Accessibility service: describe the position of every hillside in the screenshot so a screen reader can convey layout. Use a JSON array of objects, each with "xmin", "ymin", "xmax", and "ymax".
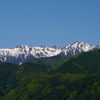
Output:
[
  {"xmin": 0, "ymin": 49, "xmax": 100, "ymax": 100},
  {"xmin": 55, "ymin": 49, "xmax": 100, "ymax": 75},
  {"xmin": 28, "ymin": 55, "xmax": 72, "ymax": 67}
]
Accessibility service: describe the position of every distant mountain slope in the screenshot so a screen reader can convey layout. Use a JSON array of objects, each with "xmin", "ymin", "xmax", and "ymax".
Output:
[
  {"xmin": 28, "ymin": 55, "xmax": 73, "ymax": 67},
  {"xmin": 0, "ymin": 41, "xmax": 100, "ymax": 64}
]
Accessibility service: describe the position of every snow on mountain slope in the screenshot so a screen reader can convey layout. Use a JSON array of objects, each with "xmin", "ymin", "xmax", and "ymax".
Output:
[
  {"xmin": 0, "ymin": 45, "xmax": 61, "ymax": 64},
  {"xmin": 60, "ymin": 41, "xmax": 100, "ymax": 55},
  {"xmin": 0, "ymin": 41, "xmax": 100, "ymax": 64}
]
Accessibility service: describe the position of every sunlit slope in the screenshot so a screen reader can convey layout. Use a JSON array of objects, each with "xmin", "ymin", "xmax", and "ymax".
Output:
[{"xmin": 54, "ymin": 49, "xmax": 100, "ymax": 75}]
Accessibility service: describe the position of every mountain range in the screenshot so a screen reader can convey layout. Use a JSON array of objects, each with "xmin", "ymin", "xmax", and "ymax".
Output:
[
  {"xmin": 0, "ymin": 47, "xmax": 100, "ymax": 100},
  {"xmin": 0, "ymin": 41, "xmax": 100, "ymax": 64}
]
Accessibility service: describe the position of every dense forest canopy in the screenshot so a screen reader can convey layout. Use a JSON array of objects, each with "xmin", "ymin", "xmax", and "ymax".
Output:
[{"xmin": 0, "ymin": 49, "xmax": 100, "ymax": 100}]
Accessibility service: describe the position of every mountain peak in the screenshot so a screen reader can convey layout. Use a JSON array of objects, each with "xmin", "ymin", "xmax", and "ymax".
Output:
[
  {"xmin": 51, "ymin": 45, "xmax": 61, "ymax": 49},
  {"xmin": 73, "ymin": 41, "xmax": 87, "ymax": 45},
  {"xmin": 59, "ymin": 41, "xmax": 100, "ymax": 56},
  {"xmin": 0, "ymin": 41, "xmax": 100, "ymax": 64},
  {"xmin": 70, "ymin": 41, "xmax": 92, "ymax": 48},
  {"xmin": 15, "ymin": 45, "xmax": 32, "ymax": 49}
]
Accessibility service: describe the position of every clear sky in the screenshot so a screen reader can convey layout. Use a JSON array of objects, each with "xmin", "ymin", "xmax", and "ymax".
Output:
[{"xmin": 0, "ymin": 0, "xmax": 100, "ymax": 48}]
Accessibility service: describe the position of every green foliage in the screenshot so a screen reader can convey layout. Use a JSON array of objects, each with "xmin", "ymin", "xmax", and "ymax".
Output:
[
  {"xmin": 28, "ymin": 55, "xmax": 73, "ymax": 67},
  {"xmin": 1, "ymin": 49, "xmax": 100, "ymax": 100},
  {"xmin": 54, "ymin": 49, "xmax": 100, "ymax": 75},
  {"xmin": 68, "ymin": 91, "xmax": 77, "ymax": 100}
]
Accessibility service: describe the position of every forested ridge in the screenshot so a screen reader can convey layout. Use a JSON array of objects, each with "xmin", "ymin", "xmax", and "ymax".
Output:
[{"xmin": 0, "ymin": 49, "xmax": 100, "ymax": 100}]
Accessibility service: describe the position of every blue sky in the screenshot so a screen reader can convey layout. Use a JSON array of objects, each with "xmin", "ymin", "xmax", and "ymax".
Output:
[{"xmin": 0, "ymin": 0, "xmax": 100, "ymax": 48}]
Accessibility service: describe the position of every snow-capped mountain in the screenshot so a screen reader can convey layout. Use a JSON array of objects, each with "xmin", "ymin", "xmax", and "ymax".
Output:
[
  {"xmin": 0, "ymin": 41, "xmax": 100, "ymax": 64},
  {"xmin": 60, "ymin": 41, "xmax": 100, "ymax": 55},
  {"xmin": 0, "ymin": 45, "xmax": 61, "ymax": 64}
]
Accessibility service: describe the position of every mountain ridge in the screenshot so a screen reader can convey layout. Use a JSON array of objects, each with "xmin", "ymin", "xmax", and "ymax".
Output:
[
  {"xmin": 1, "ymin": 48, "xmax": 100, "ymax": 100},
  {"xmin": 0, "ymin": 41, "xmax": 100, "ymax": 64}
]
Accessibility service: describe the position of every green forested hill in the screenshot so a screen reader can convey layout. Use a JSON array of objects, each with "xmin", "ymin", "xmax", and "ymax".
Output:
[
  {"xmin": 55, "ymin": 49, "xmax": 100, "ymax": 75},
  {"xmin": 28, "ymin": 55, "xmax": 72, "ymax": 67},
  {"xmin": 0, "ymin": 49, "xmax": 100, "ymax": 100}
]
